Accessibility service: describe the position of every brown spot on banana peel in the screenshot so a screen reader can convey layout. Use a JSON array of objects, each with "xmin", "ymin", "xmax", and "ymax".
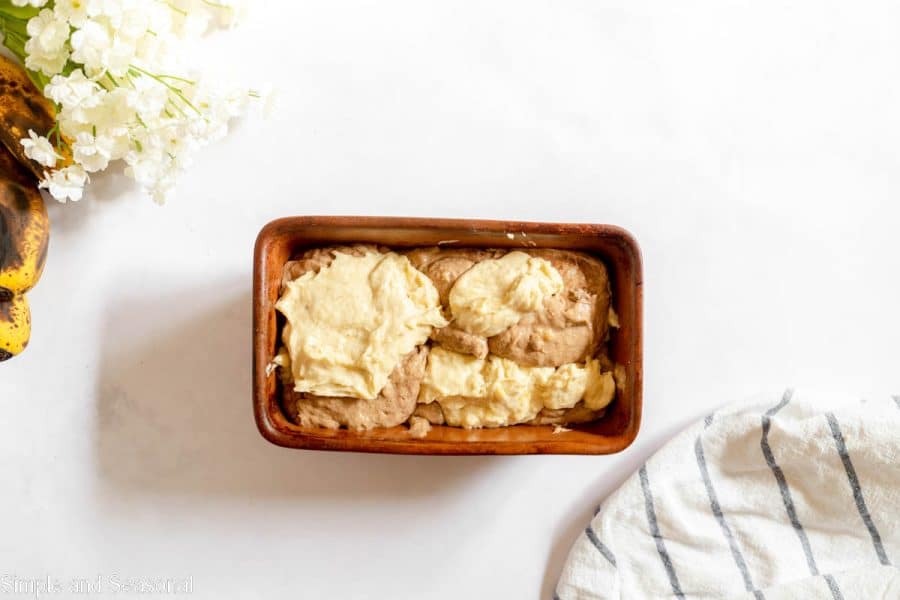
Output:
[
  {"xmin": 0, "ymin": 186, "xmax": 27, "ymax": 277},
  {"xmin": 0, "ymin": 142, "xmax": 35, "ymax": 188},
  {"xmin": 34, "ymin": 228, "xmax": 48, "ymax": 276},
  {"xmin": 0, "ymin": 201, "xmax": 20, "ymax": 286},
  {"xmin": 0, "ymin": 296, "xmax": 11, "ymax": 321}
]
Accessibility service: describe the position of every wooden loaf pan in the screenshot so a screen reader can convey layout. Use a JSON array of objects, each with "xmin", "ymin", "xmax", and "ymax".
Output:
[{"xmin": 253, "ymin": 216, "xmax": 642, "ymax": 455}]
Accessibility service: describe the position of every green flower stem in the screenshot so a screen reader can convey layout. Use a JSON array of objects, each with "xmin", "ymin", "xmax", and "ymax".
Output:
[
  {"xmin": 0, "ymin": 15, "xmax": 28, "ymax": 62},
  {"xmin": 128, "ymin": 64, "xmax": 202, "ymax": 116},
  {"xmin": 163, "ymin": 2, "xmax": 187, "ymax": 17},
  {"xmin": 167, "ymin": 98, "xmax": 189, "ymax": 118},
  {"xmin": 0, "ymin": 1, "xmax": 40, "ymax": 22},
  {"xmin": 201, "ymin": 0, "xmax": 233, "ymax": 10},
  {"xmin": 3, "ymin": 29, "xmax": 25, "ymax": 55},
  {"xmin": 155, "ymin": 73, "xmax": 196, "ymax": 85},
  {"xmin": 104, "ymin": 72, "xmax": 122, "ymax": 91}
]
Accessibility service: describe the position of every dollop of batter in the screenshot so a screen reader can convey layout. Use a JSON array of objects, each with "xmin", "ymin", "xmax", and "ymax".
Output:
[
  {"xmin": 418, "ymin": 347, "xmax": 615, "ymax": 428},
  {"xmin": 275, "ymin": 249, "xmax": 447, "ymax": 400},
  {"xmin": 448, "ymin": 251, "xmax": 564, "ymax": 337}
]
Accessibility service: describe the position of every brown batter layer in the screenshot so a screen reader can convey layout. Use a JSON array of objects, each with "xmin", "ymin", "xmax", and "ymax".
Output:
[
  {"xmin": 283, "ymin": 346, "xmax": 429, "ymax": 430},
  {"xmin": 489, "ymin": 249, "xmax": 611, "ymax": 367},
  {"xmin": 281, "ymin": 244, "xmax": 384, "ymax": 289},
  {"xmin": 407, "ymin": 247, "xmax": 611, "ymax": 368}
]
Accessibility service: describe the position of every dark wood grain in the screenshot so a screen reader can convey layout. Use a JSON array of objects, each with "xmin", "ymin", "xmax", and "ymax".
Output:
[{"xmin": 253, "ymin": 217, "xmax": 643, "ymax": 455}]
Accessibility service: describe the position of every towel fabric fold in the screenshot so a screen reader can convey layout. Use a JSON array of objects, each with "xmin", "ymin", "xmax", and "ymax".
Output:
[{"xmin": 555, "ymin": 390, "xmax": 900, "ymax": 599}]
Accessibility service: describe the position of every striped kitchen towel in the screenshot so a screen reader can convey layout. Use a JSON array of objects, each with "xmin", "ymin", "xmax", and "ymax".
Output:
[{"xmin": 555, "ymin": 390, "xmax": 900, "ymax": 599}]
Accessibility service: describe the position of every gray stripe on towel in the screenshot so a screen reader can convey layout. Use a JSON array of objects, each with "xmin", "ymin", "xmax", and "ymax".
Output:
[
  {"xmin": 585, "ymin": 526, "xmax": 617, "ymax": 567},
  {"xmin": 824, "ymin": 574, "xmax": 845, "ymax": 600},
  {"xmin": 893, "ymin": 395, "xmax": 900, "ymax": 410},
  {"xmin": 639, "ymin": 464, "xmax": 685, "ymax": 599},
  {"xmin": 695, "ymin": 435, "xmax": 763, "ymax": 599},
  {"xmin": 825, "ymin": 412, "xmax": 891, "ymax": 566},
  {"xmin": 760, "ymin": 389, "xmax": 820, "ymax": 576}
]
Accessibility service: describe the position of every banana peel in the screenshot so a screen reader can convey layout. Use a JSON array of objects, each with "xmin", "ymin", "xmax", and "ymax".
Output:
[
  {"xmin": 0, "ymin": 153, "xmax": 48, "ymax": 298},
  {"xmin": 0, "ymin": 55, "xmax": 58, "ymax": 362},
  {"xmin": 0, "ymin": 293, "xmax": 29, "ymax": 361},
  {"xmin": 0, "ymin": 52, "xmax": 71, "ymax": 178},
  {"xmin": 0, "ymin": 144, "xmax": 47, "ymax": 362}
]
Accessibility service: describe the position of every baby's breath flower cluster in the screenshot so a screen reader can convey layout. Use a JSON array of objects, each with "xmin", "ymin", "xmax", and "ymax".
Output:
[{"xmin": 0, "ymin": 0, "xmax": 258, "ymax": 203}]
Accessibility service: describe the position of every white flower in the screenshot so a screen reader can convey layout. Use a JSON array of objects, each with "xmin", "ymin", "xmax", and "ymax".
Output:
[
  {"xmin": 144, "ymin": 3, "xmax": 173, "ymax": 35},
  {"xmin": 26, "ymin": 9, "xmax": 70, "ymax": 53},
  {"xmin": 54, "ymin": 0, "xmax": 90, "ymax": 28},
  {"xmin": 12, "ymin": 0, "xmax": 49, "ymax": 7},
  {"xmin": 57, "ymin": 87, "xmax": 105, "ymax": 130},
  {"xmin": 123, "ymin": 153, "xmax": 161, "ymax": 187},
  {"xmin": 171, "ymin": 10, "xmax": 209, "ymax": 38},
  {"xmin": 51, "ymin": 73, "xmax": 105, "ymax": 131},
  {"xmin": 105, "ymin": 38, "xmax": 136, "ymax": 76},
  {"xmin": 72, "ymin": 131, "xmax": 114, "ymax": 172},
  {"xmin": 148, "ymin": 171, "xmax": 176, "ymax": 204},
  {"xmin": 159, "ymin": 122, "xmax": 198, "ymax": 165},
  {"xmin": 212, "ymin": 0, "xmax": 247, "ymax": 28},
  {"xmin": 133, "ymin": 31, "xmax": 169, "ymax": 66},
  {"xmin": 116, "ymin": 6, "xmax": 150, "ymax": 40},
  {"xmin": 124, "ymin": 129, "xmax": 164, "ymax": 179},
  {"xmin": 23, "ymin": 11, "xmax": 71, "ymax": 77},
  {"xmin": 39, "ymin": 165, "xmax": 89, "ymax": 202},
  {"xmin": 44, "ymin": 69, "xmax": 101, "ymax": 106},
  {"xmin": 20, "ymin": 130, "xmax": 60, "ymax": 168},
  {"xmin": 24, "ymin": 43, "xmax": 70, "ymax": 76},
  {"xmin": 68, "ymin": 15, "xmax": 138, "ymax": 76},
  {"xmin": 124, "ymin": 145, "xmax": 178, "ymax": 204},
  {"xmin": 85, "ymin": 0, "xmax": 123, "ymax": 20},
  {"xmin": 69, "ymin": 18, "xmax": 111, "ymax": 76},
  {"xmin": 127, "ymin": 75, "xmax": 167, "ymax": 118},
  {"xmin": 91, "ymin": 87, "xmax": 136, "ymax": 129}
]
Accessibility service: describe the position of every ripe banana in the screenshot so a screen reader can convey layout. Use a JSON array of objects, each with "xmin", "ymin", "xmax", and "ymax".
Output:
[
  {"xmin": 0, "ymin": 167, "xmax": 45, "ymax": 361},
  {"xmin": 0, "ymin": 294, "xmax": 30, "ymax": 361},
  {"xmin": 0, "ymin": 53, "xmax": 56, "ymax": 362},
  {"xmin": 0, "ymin": 52, "xmax": 59, "ymax": 362},
  {"xmin": 0, "ymin": 52, "xmax": 70, "ymax": 179}
]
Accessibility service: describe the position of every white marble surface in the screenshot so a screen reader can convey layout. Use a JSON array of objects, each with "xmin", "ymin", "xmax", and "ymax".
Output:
[{"xmin": 3, "ymin": 1, "xmax": 900, "ymax": 598}]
